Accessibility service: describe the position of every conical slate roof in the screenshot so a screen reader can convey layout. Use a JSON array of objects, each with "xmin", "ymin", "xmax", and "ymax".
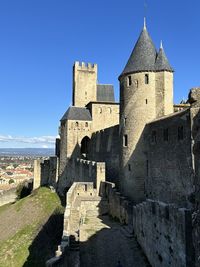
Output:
[
  {"xmin": 120, "ymin": 26, "xmax": 157, "ymax": 77},
  {"xmin": 119, "ymin": 24, "xmax": 173, "ymax": 78},
  {"xmin": 155, "ymin": 45, "xmax": 173, "ymax": 72}
]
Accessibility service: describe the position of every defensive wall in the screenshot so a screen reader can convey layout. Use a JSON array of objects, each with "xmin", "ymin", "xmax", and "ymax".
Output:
[
  {"xmin": 145, "ymin": 108, "xmax": 194, "ymax": 207},
  {"xmin": 100, "ymin": 181, "xmax": 194, "ymax": 267},
  {"xmin": 33, "ymin": 157, "xmax": 58, "ymax": 190},
  {"xmin": 133, "ymin": 200, "xmax": 193, "ymax": 267},
  {"xmin": 0, "ymin": 187, "xmax": 17, "ymax": 206},
  {"xmin": 57, "ymin": 157, "xmax": 105, "ymax": 195},
  {"xmin": 46, "ymin": 182, "xmax": 108, "ymax": 267},
  {"xmin": 88, "ymin": 125, "xmax": 120, "ymax": 186}
]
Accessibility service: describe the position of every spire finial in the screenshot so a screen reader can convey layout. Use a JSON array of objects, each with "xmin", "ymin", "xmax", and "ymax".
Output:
[
  {"xmin": 160, "ymin": 40, "xmax": 163, "ymax": 49},
  {"xmin": 143, "ymin": 17, "xmax": 146, "ymax": 29}
]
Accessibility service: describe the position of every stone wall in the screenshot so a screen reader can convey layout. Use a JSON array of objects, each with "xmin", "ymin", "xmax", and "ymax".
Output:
[
  {"xmin": 146, "ymin": 109, "xmax": 194, "ymax": 207},
  {"xmin": 33, "ymin": 157, "xmax": 58, "ymax": 190},
  {"xmin": 88, "ymin": 125, "xmax": 120, "ymax": 185},
  {"xmin": 100, "ymin": 181, "xmax": 133, "ymax": 225},
  {"xmin": 133, "ymin": 200, "xmax": 194, "ymax": 267},
  {"xmin": 86, "ymin": 102, "xmax": 119, "ymax": 132},
  {"xmin": 47, "ymin": 182, "xmax": 105, "ymax": 267},
  {"xmin": 58, "ymin": 158, "xmax": 105, "ymax": 195},
  {"xmin": 0, "ymin": 187, "xmax": 17, "ymax": 206}
]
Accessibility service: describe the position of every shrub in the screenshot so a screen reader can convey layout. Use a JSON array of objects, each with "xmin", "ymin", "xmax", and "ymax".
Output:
[{"xmin": 16, "ymin": 181, "xmax": 32, "ymax": 199}]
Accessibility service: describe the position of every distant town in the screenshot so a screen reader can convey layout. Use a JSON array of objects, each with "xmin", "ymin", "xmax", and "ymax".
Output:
[{"xmin": 0, "ymin": 148, "xmax": 54, "ymax": 192}]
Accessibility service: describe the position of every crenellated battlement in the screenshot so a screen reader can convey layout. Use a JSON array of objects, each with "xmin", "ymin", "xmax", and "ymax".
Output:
[{"xmin": 74, "ymin": 61, "xmax": 97, "ymax": 71}]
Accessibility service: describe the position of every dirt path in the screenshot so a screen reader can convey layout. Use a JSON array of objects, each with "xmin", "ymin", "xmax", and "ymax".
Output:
[{"xmin": 79, "ymin": 215, "xmax": 150, "ymax": 267}]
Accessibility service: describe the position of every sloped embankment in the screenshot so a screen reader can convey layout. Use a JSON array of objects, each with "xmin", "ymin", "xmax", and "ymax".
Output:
[{"xmin": 0, "ymin": 187, "xmax": 64, "ymax": 267}]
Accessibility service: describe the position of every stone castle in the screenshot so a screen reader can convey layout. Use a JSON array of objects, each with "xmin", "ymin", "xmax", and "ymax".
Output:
[{"xmin": 34, "ymin": 21, "xmax": 200, "ymax": 267}]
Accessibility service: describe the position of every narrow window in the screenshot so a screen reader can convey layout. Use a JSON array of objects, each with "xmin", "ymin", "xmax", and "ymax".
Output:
[
  {"xmin": 75, "ymin": 121, "xmax": 79, "ymax": 127},
  {"xmin": 145, "ymin": 99, "xmax": 148, "ymax": 104},
  {"xmin": 178, "ymin": 126, "xmax": 184, "ymax": 140},
  {"xmin": 145, "ymin": 74, "xmax": 149, "ymax": 84},
  {"xmin": 128, "ymin": 76, "xmax": 132, "ymax": 86},
  {"xmin": 84, "ymin": 184, "xmax": 87, "ymax": 192},
  {"xmin": 85, "ymin": 122, "xmax": 88, "ymax": 127},
  {"xmin": 99, "ymin": 107, "xmax": 102, "ymax": 113},
  {"xmin": 163, "ymin": 128, "xmax": 169, "ymax": 141},
  {"xmin": 85, "ymin": 91, "xmax": 87, "ymax": 99},
  {"xmin": 108, "ymin": 107, "xmax": 112, "ymax": 113},
  {"xmin": 128, "ymin": 164, "xmax": 131, "ymax": 171},
  {"xmin": 123, "ymin": 135, "xmax": 128, "ymax": 147},
  {"xmin": 146, "ymin": 160, "xmax": 149, "ymax": 176},
  {"xmin": 151, "ymin": 130, "xmax": 157, "ymax": 143}
]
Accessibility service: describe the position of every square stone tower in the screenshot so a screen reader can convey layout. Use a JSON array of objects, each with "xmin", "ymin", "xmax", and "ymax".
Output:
[{"xmin": 72, "ymin": 61, "xmax": 97, "ymax": 107}]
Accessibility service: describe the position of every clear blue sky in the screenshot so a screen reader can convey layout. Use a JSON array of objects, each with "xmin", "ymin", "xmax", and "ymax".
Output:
[{"xmin": 0, "ymin": 0, "xmax": 199, "ymax": 148}]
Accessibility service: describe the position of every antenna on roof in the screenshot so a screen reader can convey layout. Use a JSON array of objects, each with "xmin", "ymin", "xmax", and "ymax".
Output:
[
  {"xmin": 143, "ymin": 17, "xmax": 146, "ymax": 29},
  {"xmin": 143, "ymin": 1, "xmax": 147, "ymax": 29},
  {"xmin": 160, "ymin": 40, "xmax": 163, "ymax": 49}
]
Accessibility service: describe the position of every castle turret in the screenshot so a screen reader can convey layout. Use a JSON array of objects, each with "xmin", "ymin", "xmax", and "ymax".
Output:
[
  {"xmin": 155, "ymin": 42, "xmax": 174, "ymax": 116},
  {"xmin": 119, "ymin": 22, "xmax": 174, "ymax": 202}
]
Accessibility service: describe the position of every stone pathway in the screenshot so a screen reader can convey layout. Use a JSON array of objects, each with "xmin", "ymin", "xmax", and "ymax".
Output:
[{"xmin": 79, "ymin": 215, "xmax": 150, "ymax": 267}]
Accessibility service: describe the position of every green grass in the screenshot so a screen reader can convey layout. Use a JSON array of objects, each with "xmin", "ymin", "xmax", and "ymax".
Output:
[{"xmin": 0, "ymin": 187, "xmax": 64, "ymax": 267}]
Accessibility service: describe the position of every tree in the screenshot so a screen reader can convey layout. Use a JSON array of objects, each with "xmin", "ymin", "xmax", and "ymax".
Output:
[{"xmin": 9, "ymin": 179, "xmax": 15, "ymax": 184}]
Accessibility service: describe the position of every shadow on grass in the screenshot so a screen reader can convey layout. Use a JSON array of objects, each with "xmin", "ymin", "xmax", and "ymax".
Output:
[{"xmin": 23, "ymin": 210, "xmax": 64, "ymax": 267}]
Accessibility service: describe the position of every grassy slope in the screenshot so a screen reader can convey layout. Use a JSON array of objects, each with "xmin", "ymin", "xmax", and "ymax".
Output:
[{"xmin": 0, "ymin": 187, "xmax": 64, "ymax": 267}]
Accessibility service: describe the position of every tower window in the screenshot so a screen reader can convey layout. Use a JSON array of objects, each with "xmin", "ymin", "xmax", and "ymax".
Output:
[
  {"xmin": 151, "ymin": 130, "xmax": 157, "ymax": 143},
  {"xmin": 99, "ymin": 107, "xmax": 102, "ymax": 113},
  {"xmin": 123, "ymin": 135, "xmax": 128, "ymax": 147},
  {"xmin": 145, "ymin": 74, "xmax": 149, "ymax": 84},
  {"xmin": 135, "ymin": 79, "xmax": 139, "ymax": 88},
  {"xmin": 178, "ymin": 126, "xmax": 184, "ymax": 140},
  {"xmin": 127, "ymin": 76, "xmax": 132, "ymax": 86},
  {"xmin": 75, "ymin": 122, "xmax": 79, "ymax": 127},
  {"xmin": 145, "ymin": 99, "xmax": 148, "ymax": 104},
  {"xmin": 163, "ymin": 128, "xmax": 169, "ymax": 141},
  {"xmin": 85, "ymin": 122, "xmax": 88, "ymax": 127},
  {"xmin": 128, "ymin": 164, "xmax": 131, "ymax": 171}
]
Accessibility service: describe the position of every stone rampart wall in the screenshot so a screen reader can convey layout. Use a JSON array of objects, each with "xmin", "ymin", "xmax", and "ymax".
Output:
[
  {"xmin": 100, "ymin": 181, "xmax": 133, "ymax": 225},
  {"xmin": 59, "ymin": 158, "xmax": 105, "ymax": 194},
  {"xmin": 88, "ymin": 125, "xmax": 119, "ymax": 186},
  {"xmin": 146, "ymin": 109, "xmax": 194, "ymax": 207},
  {"xmin": 33, "ymin": 157, "xmax": 58, "ymax": 190},
  {"xmin": 133, "ymin": 200, "xmax": 194, "ymax": 267},
  {"xmin": 0, "ymin": 187, "xmax": 17, "ymax": 206}
]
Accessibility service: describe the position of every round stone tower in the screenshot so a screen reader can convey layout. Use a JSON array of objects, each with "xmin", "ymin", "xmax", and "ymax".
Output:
[{"xmin": 119, "ymin": 22, "xmax": 173, "ymax": 203}]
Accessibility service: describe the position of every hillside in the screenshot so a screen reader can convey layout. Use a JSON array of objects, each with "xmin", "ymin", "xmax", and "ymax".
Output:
[{"xmin": 0, "ymin": 187, "xmax": 64, "ymax": 267}]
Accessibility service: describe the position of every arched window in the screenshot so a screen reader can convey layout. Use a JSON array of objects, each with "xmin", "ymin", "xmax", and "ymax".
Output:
[
  {"xmin": 85, "ymin": 122, "xmax": 88, "ymax": 127},
  {"xmin": 81, "ymin": 136, "xmax": 90, "ymax": 155},
  {"xmin": 75, "ymin": 121, "xmax": 79, "ymax": 127}
]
